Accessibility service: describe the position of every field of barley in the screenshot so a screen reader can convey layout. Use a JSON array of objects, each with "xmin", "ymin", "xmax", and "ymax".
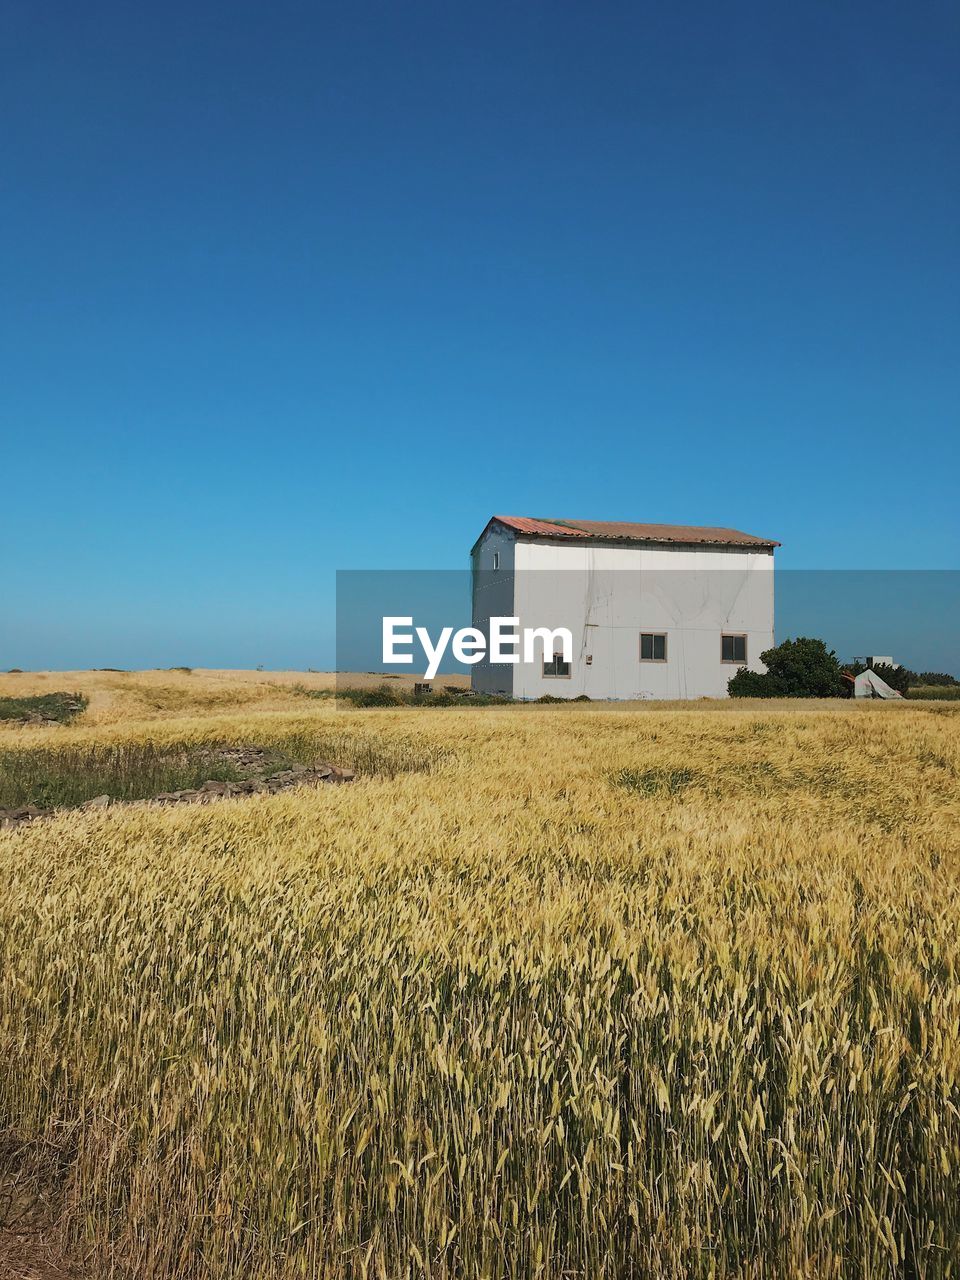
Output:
[{"xmin": 1, "ymin": 670, "xmax": 959, "ymax": 1279}]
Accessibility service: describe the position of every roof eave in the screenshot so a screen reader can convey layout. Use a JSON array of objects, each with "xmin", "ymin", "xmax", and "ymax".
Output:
[
  {"xmin": 512, "ymin": 531, "xmax": 780, "ymax": 551},
  {"xmin": 472, "ymin": 515, "xmax": 780, "ymax": 553}
]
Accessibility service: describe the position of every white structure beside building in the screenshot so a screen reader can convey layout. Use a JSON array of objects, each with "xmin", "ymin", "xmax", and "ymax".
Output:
[
  {"xmin": 853, "ymin": 655, "xmax": 898, "ymax": 669},
  {"xmin": 852, "ymin": 669, "xmax": 903, "ymax": 699},
  {"xmin": 470, "ymin": 515, "xmax": 779, "ymax": 700}
]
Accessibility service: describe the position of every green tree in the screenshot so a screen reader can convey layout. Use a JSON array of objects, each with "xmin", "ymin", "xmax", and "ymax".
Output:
[{"xmin": 728, "ymin": 637, "xmax": 847, "ymax": 698}]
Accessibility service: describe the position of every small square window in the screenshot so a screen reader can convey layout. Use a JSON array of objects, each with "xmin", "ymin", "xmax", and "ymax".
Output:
[
  {"xmin": 543, "ymin": 650, "xmax": 571, "ymax": 678},
  {"xmin": 721, "ymin": 634, "xmax": 747, "ymax": 664},
  {"xmin": 640, "ymin": 632, "xmax": 667, "ymax": 662},
  {"xmin": 492, "ymin": 551, "xmax": 500, "ymax": 570}
]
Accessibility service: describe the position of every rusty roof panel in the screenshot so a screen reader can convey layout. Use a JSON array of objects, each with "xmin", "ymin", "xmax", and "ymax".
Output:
[
  {"xmin": 491, "ymin": 516, "xmax": 590, "ymax": 538},
  {"xmin": 491, "ymin": 515, "xmax": 779, "ymax": 549}
]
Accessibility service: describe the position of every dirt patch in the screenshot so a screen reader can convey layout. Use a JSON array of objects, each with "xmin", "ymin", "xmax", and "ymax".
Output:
[
  {"xmin": 0, "ymin": 1232, "xmax": 84, "ymax": 1280},
  {"xmin": 0, "ymin": 1165, "xmax": 86, "ymax": 1280},
  {"xmin": 0, "ymin": 744, "xmax": 355, "ymax": 831}
]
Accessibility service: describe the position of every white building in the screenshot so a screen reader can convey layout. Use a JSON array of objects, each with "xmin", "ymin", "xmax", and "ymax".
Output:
[
  {"xmin": 853, "ymin": 655, "xmax": 898, "ymax": 669},
  {"xmin": 470, "ymin": 515, "xmax": 779, "ymax": 700}
]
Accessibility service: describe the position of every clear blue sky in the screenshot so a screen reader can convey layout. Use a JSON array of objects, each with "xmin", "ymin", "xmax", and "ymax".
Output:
[{"xmin": 1, "ymin": 2, "xmax": 957, "ymax": 669}]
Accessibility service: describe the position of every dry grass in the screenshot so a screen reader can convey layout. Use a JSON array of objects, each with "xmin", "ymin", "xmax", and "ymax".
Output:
[
  {"xmin": 1, "ymin": 673, "xmax": 958, "ymax": 1278},
  {"xmin": 0, "ymin": 670, "xmax": 470, "ymax": 728}
]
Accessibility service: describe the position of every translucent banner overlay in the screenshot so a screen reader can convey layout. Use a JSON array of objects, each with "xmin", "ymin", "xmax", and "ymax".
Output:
[{"xmin": 336, "ymin": 569, "xmax": 959, "ymax": 699}]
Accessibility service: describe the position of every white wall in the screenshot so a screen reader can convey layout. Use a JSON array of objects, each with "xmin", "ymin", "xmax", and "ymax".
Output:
[
  {"xmin": 505, "ymin": 538, "xmax": 774, "ymax": 700},
  {"xmin": 470, "ymin": 525, "xmax": 517, "ymax": 696}
]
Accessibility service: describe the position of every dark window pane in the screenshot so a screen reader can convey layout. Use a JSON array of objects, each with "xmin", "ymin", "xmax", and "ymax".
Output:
[
  {"xmin": 653, "ymin": 634, "xmax": 666, "ymax": 661},
  {"xmin": 641, "ymin": 634, "xmax": 653, "ymax": 660},
  {"xmin": 544, "ymin": 651, "xmax": 570, "ymax": 676},
  {"xmin": 722, "ymin": 635, "xmax": 746, "ymax": 663}
]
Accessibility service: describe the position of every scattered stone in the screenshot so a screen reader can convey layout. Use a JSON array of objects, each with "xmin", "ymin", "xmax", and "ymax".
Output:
[
  {"xmin": 213, "ymin": 746, "xmax": 280, "ymax": 774},
  {"xmin": 82, "ymin": 794, "xmax": 111, "ymax": 809},
  {"xmin": 145, "ymin": 757, "xmax": 353, "ymax": 806},
  {"xmin": 0, "ymin": 804, "xmax": 43, "ymax": 830}
]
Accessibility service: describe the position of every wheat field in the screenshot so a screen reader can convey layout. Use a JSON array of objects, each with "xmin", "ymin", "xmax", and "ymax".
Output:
[{"xmin": 1, "ymin": 671, "xmax": 958, "ymax": 1278}]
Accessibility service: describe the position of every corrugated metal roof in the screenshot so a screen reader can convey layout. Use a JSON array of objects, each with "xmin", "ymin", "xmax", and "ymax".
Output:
[
  {"xmin": 486, "ymin": 515, "xmax": 779, "ymax": 549},
  {"xmin": 489, "ymin": 516, "xmax": 590, "ymax": 538}
]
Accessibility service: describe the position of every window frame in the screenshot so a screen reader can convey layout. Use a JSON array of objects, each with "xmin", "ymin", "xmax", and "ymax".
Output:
[
  {"xmin": 492, "ymin": 551, "xmax": 500, "ymax": 570},
  {"xmin": 542, "ymin": 650, "xmax": 572, "ymax": 679},
  {"xmin": 639, "ymin": 632, "xmax": 668, "ymax": 663},
  {"xmin": 721, "ymin": 633, "xmax": 748, "ymax": 665}
]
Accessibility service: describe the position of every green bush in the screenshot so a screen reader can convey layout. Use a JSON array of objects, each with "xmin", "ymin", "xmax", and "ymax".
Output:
[
  {"xmin": 0, "ymin": 692, "xmax": 88, "ymax": 724},
  {"xmin": 336, "ymin": 686, "xmax": 512, "ymax": 709},
  {"xmin": 345, "ymin": 686, "xmax": 407, "ymax": 708},
  {"xmin": 724, "ymin": 669, "xmax": 776, "ymax": 698},
  {"xmin": 728, "ymin": 638, "xmax": 847, "ymax": 699},
  {"xmin": 290, "ymin": 684, "xmax": 335, "ymax": 701}
]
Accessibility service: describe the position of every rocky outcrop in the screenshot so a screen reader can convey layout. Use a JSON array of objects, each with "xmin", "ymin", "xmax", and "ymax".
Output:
[
  {"xmin": 0, "ymin": 804, "xmax": 44, "ymax": 829},
  {"xmin": 151, "ymin": 762, "xmax": 355, "ymax": 805}
]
